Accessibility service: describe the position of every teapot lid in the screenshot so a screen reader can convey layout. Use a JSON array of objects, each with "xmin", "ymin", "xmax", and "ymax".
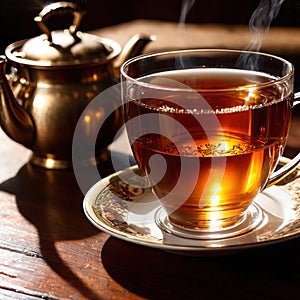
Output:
[
  {"xmin": 14, "ymin": 31, "xmax": 121, "ymax": 66},
  {"xmin": 6, "ymin": 2, "xmax": 121, "ymax": 67}
]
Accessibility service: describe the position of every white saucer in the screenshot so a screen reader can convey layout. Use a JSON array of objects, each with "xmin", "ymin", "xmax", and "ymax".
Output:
[{"xmin": 83, "ymin": 162, "xmax": 300, "ymax": 255}]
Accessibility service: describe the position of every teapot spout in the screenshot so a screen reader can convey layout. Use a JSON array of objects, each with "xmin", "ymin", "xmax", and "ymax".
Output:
[
  {"xmin": 0, "ymin": 56, "xmax": 35, "ymax": 148},
  {"xmin": 113, "ymin": 34, "xmax": 156, "ymax": 77}
]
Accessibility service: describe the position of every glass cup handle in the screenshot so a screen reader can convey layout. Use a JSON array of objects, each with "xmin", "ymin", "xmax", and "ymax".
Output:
[{"xmin": 266, "ymin": 92, "xmax": 300, "ymax": 188}]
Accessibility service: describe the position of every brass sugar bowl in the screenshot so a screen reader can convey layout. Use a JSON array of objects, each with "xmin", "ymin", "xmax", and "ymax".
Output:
[{"xmin": 0, "ymin": 2, "xmax": 154, "ymax": 169}]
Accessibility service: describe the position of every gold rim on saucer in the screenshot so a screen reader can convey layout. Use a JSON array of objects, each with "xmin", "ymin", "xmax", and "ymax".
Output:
[{"xmin": 83, "ymin": 159, "xmax": 300, "ymax": 255}]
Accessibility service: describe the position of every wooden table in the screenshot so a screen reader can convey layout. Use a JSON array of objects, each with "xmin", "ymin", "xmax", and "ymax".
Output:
[{"xmin": 1, "ymin": 20, "xmax": 300, "ymax": 300}]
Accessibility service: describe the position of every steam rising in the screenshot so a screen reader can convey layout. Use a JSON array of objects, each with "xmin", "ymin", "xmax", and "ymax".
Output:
[
  {"xmin": 176, "ymin": 0, "xmax": 196, "ymax": 68},
  {"xmin": 177, "ymin": 0, "xmax": 195, "ymax": 47},
  {"xmin": 176, "ymin": 0, "xmax": 285, "ymax": 69},
  {"xmin": 179, "ymin": 0, "xmax": 196, "ymax": 26},
  {"xmin": 178, "ymin": 0, "xmax": 285, "ymax": 53},
  {"xmin": 237, "ymin": 0, "xmax": 285, "ymax": 68},
  {"xmin": 247, "ymin": 0, "xmax": 285, "ymax": 51}
]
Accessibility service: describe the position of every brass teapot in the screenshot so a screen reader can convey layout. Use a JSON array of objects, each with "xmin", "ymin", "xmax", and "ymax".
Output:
[{"xmin": 0, "ymin": 2, "xmax": 154, "ymax": 169}]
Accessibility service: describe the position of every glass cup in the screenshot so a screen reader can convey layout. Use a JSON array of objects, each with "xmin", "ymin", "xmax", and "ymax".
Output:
[{"xmin": 121, "ymin": 49, "xmax": 300, "ymax": 238}]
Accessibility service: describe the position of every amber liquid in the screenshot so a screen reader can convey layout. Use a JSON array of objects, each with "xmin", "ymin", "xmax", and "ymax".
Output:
[{"xmin": 125, "ymin": 69, "xmax": 292, "ymax": 230}]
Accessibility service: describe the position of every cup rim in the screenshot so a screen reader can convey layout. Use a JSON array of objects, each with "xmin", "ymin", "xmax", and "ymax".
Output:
[{"xmin": 120, "ymin": 48, "xmax": 294, "ymax": 93}]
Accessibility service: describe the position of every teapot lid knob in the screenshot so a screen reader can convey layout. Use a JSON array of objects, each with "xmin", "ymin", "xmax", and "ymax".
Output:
[{"xmin": 34, "ymin": 1, "xmax": 86, "ymax": 43}]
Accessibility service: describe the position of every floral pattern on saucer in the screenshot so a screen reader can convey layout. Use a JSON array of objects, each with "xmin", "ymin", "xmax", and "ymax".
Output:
[{"xmin": 84, "ymin": 161, "xmax": 300, "ymax": 255}]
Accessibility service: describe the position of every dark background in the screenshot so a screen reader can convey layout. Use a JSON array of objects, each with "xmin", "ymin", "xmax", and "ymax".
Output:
[{"xmin": 1, "ymin": 0, "xmax": 300, "ymax": 54}]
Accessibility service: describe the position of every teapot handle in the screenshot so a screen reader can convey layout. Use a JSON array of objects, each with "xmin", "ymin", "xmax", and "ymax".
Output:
[
  {"xmin": 34, "ymin": 2, "xmax": 86, "ymax": 43},
  {"xmin": 265, "ymin": 92, "xmax": 300, "ymax": 188}
]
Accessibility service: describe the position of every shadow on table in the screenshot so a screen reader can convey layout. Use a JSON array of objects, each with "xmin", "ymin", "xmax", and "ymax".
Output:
[
  {"xmin": 0, "ymin": 150, "xmax": 133, "ymax": 300},
  {"xmin": 102, "ymin": 235, "xmax": 300, "ymax": 299}
]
